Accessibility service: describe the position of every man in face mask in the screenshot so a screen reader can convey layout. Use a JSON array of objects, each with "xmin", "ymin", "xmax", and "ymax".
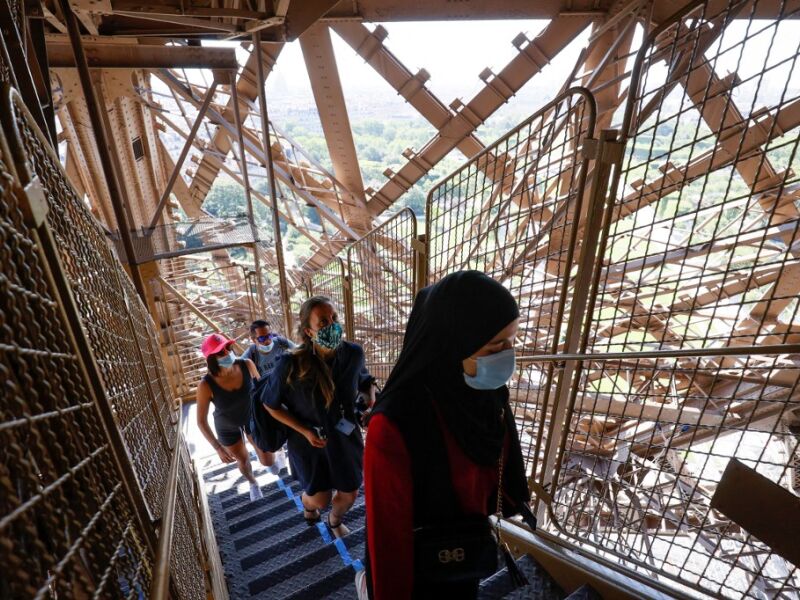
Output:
[{"xmin": 241, "ymin": 319, "xmax": 296, "ymax": 378}]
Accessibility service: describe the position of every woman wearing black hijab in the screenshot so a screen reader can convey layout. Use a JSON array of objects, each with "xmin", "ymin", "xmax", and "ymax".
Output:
[{"xmin": 361, "ymin": 271, "xmax": 531, "ymax": 599}]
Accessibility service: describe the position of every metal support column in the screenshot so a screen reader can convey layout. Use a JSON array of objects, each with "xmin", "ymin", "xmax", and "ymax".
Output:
[
  {"xmin": 229, "ymin": 70, "xmax": 268, "ymax": 319},
  {"xmin": 412, "ymin": 233, "xmax": 428, "ymax": 295},
  {"xmin": 253, "ymin": 33, "xmax": 293, "ymax": 335},
  {"xmin": 536, "ymin": 130, "xmax": 624, "ymax": 521}
]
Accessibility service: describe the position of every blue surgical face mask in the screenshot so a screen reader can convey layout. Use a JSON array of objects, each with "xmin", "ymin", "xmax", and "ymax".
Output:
[
  {"xmin": 314, "ymin": 322, "xmax": 343, "ymax": 350},
  {"xmin": 257, "ymin": 341, "xmax": 274, "ymax": 353},
  {"xmin": 217, "ymin": 352, "xmax": 235, "ymax": 368},
  {"xmin": 464, "ymin": 348, "xmax": 516, "ymax": 390}
]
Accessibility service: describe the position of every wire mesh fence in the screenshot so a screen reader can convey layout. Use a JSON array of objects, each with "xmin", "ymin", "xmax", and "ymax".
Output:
[
  {"xmin": 170, "ymin": 442, "xmax": 207, "ymax": 600},
  {"xmin": 426, "ymin": 88, "xmax": 597, "ymax": 482},
  {"xmin": 1, "ymin": 82, "xmax": 208, "ymax": 597},
  {"xmin": 6, "ymin": 89, "xmax": 175, "ymax": 520},
  {"xmin": 308, "ymin": 256, "xmax": 351, "ymax": 337},
  {"xmin": 539, "ymin": 1, "xmax": 800, "ymax": 597},
  {"xmin": 347, "ymin": 209, "xmax": 418, "ymax": 383},
  {"xmin": 0, "ymin": 93, "xmax": 156, "ymax": 598}
]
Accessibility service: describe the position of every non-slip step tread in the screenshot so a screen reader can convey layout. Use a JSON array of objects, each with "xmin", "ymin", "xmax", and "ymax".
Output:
[{"xmin": 200, "ymin": 457, "xmax": 562, "ymax": 600}]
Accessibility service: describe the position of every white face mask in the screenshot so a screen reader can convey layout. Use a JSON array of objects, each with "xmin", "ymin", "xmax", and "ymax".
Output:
[
  {"xmin": 217, "ymin": 351, "xmax": 235, "ymax": 368},
  {"xmin": 257, "ymin": 341, "xmax": 274, "ymax": 353},
  {"xmin": 463, "ymin": 348, "xmax": 516, "ymax": 390}
]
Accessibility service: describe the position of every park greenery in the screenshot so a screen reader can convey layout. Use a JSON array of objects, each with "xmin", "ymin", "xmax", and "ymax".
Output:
[{"xmin": 201, "ymin": 114, "xmax": 529, "ymax": 265}]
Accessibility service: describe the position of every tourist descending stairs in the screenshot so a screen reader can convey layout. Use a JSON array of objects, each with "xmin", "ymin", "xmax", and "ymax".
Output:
[{"xmin": 198, "ymin": 455, "xmax": 597, "ymax": 599}]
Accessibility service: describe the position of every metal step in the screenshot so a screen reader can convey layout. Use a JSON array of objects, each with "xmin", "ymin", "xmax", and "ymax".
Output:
[
  {"xmin": 201, "ymin": 456, "xmax": 364, "ymax": 599},
  {"xmin": 478, "ymin": 554, "xmax": 564, "ymax": 600},
  {"xmin": 200, "ymin": 456, "xmax": 570, "ymax": 599}
]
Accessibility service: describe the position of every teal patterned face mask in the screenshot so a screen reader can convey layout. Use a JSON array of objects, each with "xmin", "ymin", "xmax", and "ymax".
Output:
[{"xmin": 313, "ymin": 322, "xmax": 343, "ymax": 350}]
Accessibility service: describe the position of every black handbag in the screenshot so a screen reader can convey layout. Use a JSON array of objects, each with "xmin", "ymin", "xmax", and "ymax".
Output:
[
  {"xmin": 411, "ymin": 407, "xmax": 529, "ymax": 587},
  {"xmin": 412, "ymin": 408, "xmax": 506, "ymax": 585},
  {"xmin": 413, "ymin": 515, "xmax": 498, "ymax": 583},
  {"xmin": 249, "ymin": 374, "xmax": 288, "ymax": 452}
]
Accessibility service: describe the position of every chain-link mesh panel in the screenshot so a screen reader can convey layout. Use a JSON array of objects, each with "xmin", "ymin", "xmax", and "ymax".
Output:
[
  {"xmin": 427, "ymin": 89, "xmax": 596, "ymax": 480},
  {"xmin": 308, "ymin": 257, "xmax": 350, "ymax": 337},
  {"xmin": 0, "ymin": 19, "xmax": 15, "ymax": 88},
  {"xmin": 0, "ymin": 102, "xmax": 154, "ymax": 598},
  {"xmin": 5, "ymin": 91, "xmax": 173, "ymax": 520},
  {"xmin": 544, "ymin": 2, "xmax": 800, "ymax": 597},
  {"xmin": 117, "ymin": 263, "xmax": 177, "ymax": 443},
  {"xmin": 155, "ymin": 259, "xmax": 253, "ymax": 398},
  {"xmin": 347, "ymin": 209, "xmax": 417, "ymax": 384},
  {"xmin": 169, "ymin": 442, "xmax": 206, "ymax": 600}
]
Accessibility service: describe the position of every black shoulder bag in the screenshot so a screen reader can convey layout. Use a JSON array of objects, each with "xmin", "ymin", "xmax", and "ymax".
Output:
[{"xmin": 412, "ymin": 407, "xmax": 530, "ymax": 587}]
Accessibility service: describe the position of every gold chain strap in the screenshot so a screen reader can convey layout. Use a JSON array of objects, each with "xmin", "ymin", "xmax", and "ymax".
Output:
[{"xmin": 496, "ymin": 407, "xmax": 505, "ymax": 517}]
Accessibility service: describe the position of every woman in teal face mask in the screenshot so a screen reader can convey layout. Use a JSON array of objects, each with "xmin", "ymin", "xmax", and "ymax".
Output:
[
  {"xmin": 360, "ymin": 271, "xmax": 533, "ymax": 600},
  {"xmin": 263, "ymin": 296, "xmax": 376, "ymax": 537}
]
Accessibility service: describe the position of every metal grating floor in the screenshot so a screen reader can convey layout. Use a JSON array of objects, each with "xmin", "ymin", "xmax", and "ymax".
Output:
[{"xmin": 198, "ymin": 454, "xmax": 570, "ymax": 599}]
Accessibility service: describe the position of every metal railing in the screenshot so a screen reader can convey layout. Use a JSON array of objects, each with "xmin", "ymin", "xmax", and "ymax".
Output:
[
  {"xmin": 423, "ymin": 1, "xmax": 800, "ymax": 597},
  {"xmin": 152, "ymin": 405, "xmax": 207, "ymax": 600},
  {"xmin": 540, "ymin": 1, "xmax": 800, "ymax": 596},
  {"xmin": 347, "ymin": 209, "xmax": 418, "ymax": 383},
  {"xmin": 426, "ymin": 87, "xmax": 598, "ymax": 483}
]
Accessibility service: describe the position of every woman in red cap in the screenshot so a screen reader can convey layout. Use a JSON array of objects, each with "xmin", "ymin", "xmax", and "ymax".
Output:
[{"xmin": 196, "ymin": 333, "xmax": 276, "ymax": 501}]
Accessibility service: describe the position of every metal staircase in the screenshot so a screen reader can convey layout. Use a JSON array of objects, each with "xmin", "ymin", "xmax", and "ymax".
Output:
[{"xmin": 196, "ymin": 454, "xmax": 572, "ymax": 599}]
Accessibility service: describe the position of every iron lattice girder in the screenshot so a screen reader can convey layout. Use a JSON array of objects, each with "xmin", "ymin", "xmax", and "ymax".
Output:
[
  {"xmin": 155, "ymin": 70, "xmax": 360, "ymax": 239},
  {"xmin": 187, "ymin": 41, "xmax": 283, "ymax": 207},
  {"xmin": 365, "ymin": 15, "xmax": 592, "ymax": 216},
  {"xmin": 331, "ymin": 22, "xmax": 485, "ymax": 158},
  {"xmin": 46, "ymin": 37, "xmax": 238, "ymax": 69},
  {"xmin": 299, "ymin": 22, "xmax": 371, "ymax": 232}
]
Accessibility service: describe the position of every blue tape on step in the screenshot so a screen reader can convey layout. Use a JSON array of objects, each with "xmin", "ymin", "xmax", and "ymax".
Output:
[
  {"xmin": 317, "ymin": 521, "xmax": 333, "ymax": 544},
  {"xmin": 293, "ymin": 495, "xmax": 304, "ymax": 511},
  {"xmin": 351, "ymin": 559, "xmax": 364, "ymax": 572},
  {"xmin": 334, "ymin": 537, "xmax": 352, "ymax": 566}
]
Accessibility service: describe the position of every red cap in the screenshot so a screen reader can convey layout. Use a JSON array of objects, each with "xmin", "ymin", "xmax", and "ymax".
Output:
[{"xmin": 201, "ymin": 333, "xmax": 234, "ymax": 358}]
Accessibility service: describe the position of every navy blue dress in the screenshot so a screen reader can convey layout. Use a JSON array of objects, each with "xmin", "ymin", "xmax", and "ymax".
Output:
[{"xmin": 262, "ymin": 342, "xmax": 373, "ymax": 494}]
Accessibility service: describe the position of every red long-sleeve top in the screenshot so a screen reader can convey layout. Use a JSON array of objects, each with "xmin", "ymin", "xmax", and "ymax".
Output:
[{"xmin": 364, "ymin": 412, "xmax": 501, "ymax": 600}]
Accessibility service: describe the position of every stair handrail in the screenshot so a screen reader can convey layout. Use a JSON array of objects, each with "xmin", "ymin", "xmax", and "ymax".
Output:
[{"xmin": 151, "ymin": 403, "xmax": 184, "ymax": 600}]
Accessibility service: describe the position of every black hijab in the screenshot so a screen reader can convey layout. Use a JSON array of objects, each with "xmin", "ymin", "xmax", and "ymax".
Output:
[{"xmin": 377, "ymin": 270, "xmax": 520, "ymax": 466}]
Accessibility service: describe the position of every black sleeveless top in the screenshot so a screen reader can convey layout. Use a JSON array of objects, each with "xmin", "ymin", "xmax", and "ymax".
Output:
[{"xmin": 203, "ymin": 359, "xmax": 253, "ymax": 432}]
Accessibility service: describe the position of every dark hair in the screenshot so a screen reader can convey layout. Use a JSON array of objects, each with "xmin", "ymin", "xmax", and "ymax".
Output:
[
  {"xmin": 287, "ymin": 296, "xmax": 336, "ymax": 408},
  {"xmin": 206, "ymin": 354, "xmax": 221, "ymax": 376},
  {"xmin": 250, "ymin": 319, "xmax": 271, "ymax": 334}
]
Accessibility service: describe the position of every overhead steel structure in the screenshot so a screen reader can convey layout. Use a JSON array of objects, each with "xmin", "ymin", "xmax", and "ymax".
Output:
[{"xmin": 1, "ymin": 0, "xmax": 799, "ymax": 599}]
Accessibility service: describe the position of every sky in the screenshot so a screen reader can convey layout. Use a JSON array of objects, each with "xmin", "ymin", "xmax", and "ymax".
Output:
[
  {"xmin": 267, "ymin": 20, "xmax": 554, "ymax": 99},
  {"xmin": 256, "ymin": 19, "xmax": 592, "ymax": 131}
]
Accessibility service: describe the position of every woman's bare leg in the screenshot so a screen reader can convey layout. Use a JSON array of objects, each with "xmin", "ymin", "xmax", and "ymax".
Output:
[
  {"xmin": 330, "ymin": 489, "xmax": 357, "ymax": 525},
  {"xmin": 224, "ymin": 439, "xmax": 257, "ymax": 484},
  {"xmin": 246, "ymin": 433, "xmax": 275, "ymax": 466}
]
